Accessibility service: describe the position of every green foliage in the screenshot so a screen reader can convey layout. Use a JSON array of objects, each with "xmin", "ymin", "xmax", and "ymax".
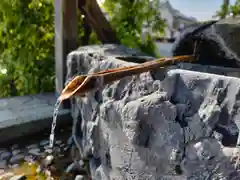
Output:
[
  {"xmin": 230, "ymin": 0, "xmax": 240, "ymax": 16},
  {"xmin": 215, "ymin": 0, "xmax": 240, "ymax": 19},
  {"xmin": 102, "ymin": 0, "xmax": 165, "ymax": 57},
  {"xmin": 0, "ymin": 0, "xmax": 164, "ymax": 97},
  {"xmin": 0, "ymin": 0, "xmax": 98, "ymax": 97},
  {"xmin": 0, "ymin": 0, "xmax": 55, "ymax": 96}
]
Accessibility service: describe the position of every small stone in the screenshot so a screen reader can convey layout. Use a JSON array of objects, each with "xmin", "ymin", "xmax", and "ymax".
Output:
[
  {"xmin": 67, "ymin": 136, "xmax": 73, "ymax": 146},
  {"xmin": 0, "ymin": 172, "xmax": 14, "ymax": 179},
  {"xmin": 0, "ymin": 169, "xmax": 4, "ymax": 175},
  {"xmin": 11, "ymin": 164, "xmax": 19, "ymax": 168},
  {"xmin": 55, "ymin": 140, "xmax": 62, "ymax": 145},
  {"xmin": 0, "ymin": 149, "xmax": 6, "ymax": 154},
  {"xmin": 0, "ymin": 151, "xmax": 11, "ymax": 160},
  {"xmin": 12, "ymin": 149, "xmax": 21, "ymax": 156},
  {"xmin": 44, "ymin": 145, "xmax": 51, "ymax": 150},
  {"xmin": 44, "ymin": 170, "xmax": 51, "ymax": 177},
  {"xmin": 39, "ymin": 140, "xmax": 49, "ymax": 147},
  {"xmin": 59, "ymin": 144, "xmax": 65, "ymax": 148},
  {"xmin": 75, "ymin": 175, "xmax": 84, "ymax": 180},
  {"xmin": 63, "ymin": 146, "xmax": 69, "ymax": 152},
  {"xmin": 28, "ymin": 148, "xmax": 40, "ymax": 156},
  {"xmin": 65, "ymin": 162, "xmax": 76, "ymax": 173},
  {"xmin": 36, "ymin": 166, "xmax": 42, "ymax": 173},
  {"xmin": 24, "ymin": 155, "xmax": 33, "ymax": 162},
  {"xmin": 26, "ymin": 144, "xmax": 38, "ymax": 149},
  {"xmin": 9, "ymin": 154, "xmax": 24, "ymax": 164},
  {"xmin": 9, "ymin": 174, "xmax": 26, "ymax": 180},
  {"xmin": 54, "ymin": 147, "xmax": 61, "ymax": 153},
  {"xmin": 44, "ymin": 149, "xmax": 53, "ymax": 154},
  {"xmin": 11, "ymin": 144, "xmax": 18, "ymax": 150},
  {"xmin": 44, "ymin": 155, "xmax": 54, "ymax": 166},
  {"xmin": 0, "ymin": 160, "xmax": 7, "ymax": 169}
]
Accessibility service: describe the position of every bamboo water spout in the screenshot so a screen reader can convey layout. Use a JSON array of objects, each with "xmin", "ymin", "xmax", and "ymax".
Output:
[{"xmin": 59, "ymin": 55, "xmax": 194, "ymax": 101}]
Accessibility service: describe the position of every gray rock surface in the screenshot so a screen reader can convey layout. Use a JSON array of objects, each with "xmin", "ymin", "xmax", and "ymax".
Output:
[{"xmin": 66, "ymin": 44, "xmax": 240, "ymax": 179}]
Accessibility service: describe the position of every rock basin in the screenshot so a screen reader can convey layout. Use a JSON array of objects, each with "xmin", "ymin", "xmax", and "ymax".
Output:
[{"xmin": 66, "ymin": 44, "xmax": 240, "ymax": 179}]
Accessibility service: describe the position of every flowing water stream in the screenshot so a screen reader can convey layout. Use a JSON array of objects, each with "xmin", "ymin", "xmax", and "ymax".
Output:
[{"xmin": 49, "ymin": 99, "xmax": 62, "ymax": 149}]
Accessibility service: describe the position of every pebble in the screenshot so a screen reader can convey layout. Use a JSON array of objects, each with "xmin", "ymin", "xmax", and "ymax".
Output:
[
  {"xmin": 75, "ymin": 175, "xmax": 84, "ymax": 180},
  {"xmin": 44, "ymin": 145, "xmax": 51, "ymax": 150},
  {"xmin": 39, "ymin": 140, "xmax": 49, "ymax": 146},
  {"xmin": 9, "ymin": 174, "xmax": 26, "ymax": 180},
  {"xmin": 28, "ymin": 148, "xmax": 40, "ymax": 156},
  {"xmin": 63, "ymin": 146, "xmax": 69, "ymax": 152},
  {"xmin": 44, "ymin": 149, "xmax": 53, "ymax": 154},
  {"xmin": 43, "ymin": 155, "xmax": 54, "ymax": 166},
  {"xmin": 67, "ymin": 136, "xmax": 74, "ymax": 146},
  {"xmin": 0, "ymin": 169, "xmax": 4, "ymax": 175},
  {"xmin": 26, "ymin": 144, "xmax": 38, "ymax": 150},
  {"xmin": 0, "ymin": 160, "xmax": 7, "ymax": 169},
  {"xmin": 55, "ymin": 140, "xmax": 62, "ymax": 145},
  {"xmin": 12, "ymin": 149, "xmax": 21, "ymax": 156},
  {"xmin": 0, "ymin": 151, "xmax": 11, "ymax": 160},
  {"xmin": 54, "ymin": 147, "xmax": 61, "ymax": 153},
  {"xmin": 10, "ymin": 164, "xmax": 19, "ymax": 168},
  {"xmin": 24, "ymin": 155, "xmax": 33, "ymax": 162},
  {"xmin": 0, "ymin": 172, "xmax": 14, "ymax": 179},
  {"xmin": 0, "ymin": 149, "xmax": 6, "ymax": 154},
  {"xmin": 11, "ymin": 144, "xmax": 18, "ymax": 150},
  {"xmin": 9, "ymin": 154, "xmax": 24, "ymax": 164}
]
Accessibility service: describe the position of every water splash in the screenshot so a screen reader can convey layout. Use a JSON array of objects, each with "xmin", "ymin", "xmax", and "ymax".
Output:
[{"xmin": 49, "ymin": 99, "xmax": 61, "ymax": 149}]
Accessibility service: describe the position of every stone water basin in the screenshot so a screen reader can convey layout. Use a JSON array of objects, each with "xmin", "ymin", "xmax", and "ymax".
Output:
[{"xmin": 0, "ymin": 126, "xmax": 81, "ymax": 179}]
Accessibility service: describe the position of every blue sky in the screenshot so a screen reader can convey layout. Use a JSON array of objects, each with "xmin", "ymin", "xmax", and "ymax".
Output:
[{"xmin": 169, "ymin": 0, "xmax": 236, "ymax": 21}]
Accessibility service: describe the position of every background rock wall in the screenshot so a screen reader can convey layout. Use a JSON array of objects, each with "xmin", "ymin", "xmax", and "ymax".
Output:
[{"xmin": 66, "ymin": 44, "xmax": 240, "ymax": 180}]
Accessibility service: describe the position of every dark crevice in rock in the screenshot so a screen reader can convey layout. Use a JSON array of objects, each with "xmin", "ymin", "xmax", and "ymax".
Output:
[
  {"xmin": 213, "ymin": 125, "xmax": 238, "ymax": 147},
  {"xmin": 116, "ymin": 56, "xmax": 153, "ymax": 64},
  {"xmin": 174, "ymin": 165, "xmax": 183, "ymax": 175}
]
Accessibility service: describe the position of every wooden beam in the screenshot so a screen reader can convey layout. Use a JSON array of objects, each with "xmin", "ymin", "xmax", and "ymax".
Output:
[
  {"xmin": 78, "ymin": 0, "xmax": 120, "ymax": 44},
  {"xmin": 54, "ymin": 0, "xmax": 78, "ymax": 108}
]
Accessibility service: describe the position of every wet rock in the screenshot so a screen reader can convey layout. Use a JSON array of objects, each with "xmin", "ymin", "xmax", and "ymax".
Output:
[
  {"xmin": 9, "ymin": 174, "xmax": 26, "ymax": 180},
  {"xmin": 26, "ymin": 144, "xmax": 38, "ymax": 150},
  {"xmin": 24, "ymin": 155, "xmax": 34, "ymax": 162},
  {"xmin": 54, "ymin": 147, "xmax": 61, "ymax": 153},
  {"xmin": 66, "ymin": 44, "xmax": 240, "ymax": 179},
  {"xmin": 39, "ymin": 140, "xmax": 49, "ymax": 147},
  {"xmin": 0, "ymin": 149, "xmax": 6, "ymax": 154},
  {"xmin": 59, "ymin": 144, "xmax": 65, "ymax": 148},
  {"xmin": 67, "ymin": 136, "xmax": 73, "ymax": 146},
  {"xmin": 41, "ymin": 155, "xmax": 54, "ymax": 167},
  {"xmin": 10, "ymin": 164, "xmax": 19, "ymax": 168},
  {"xmin": 0, "ymin": 151, "xmax": 11, "ymax": 160},
  {"xmin": 12, "ymin": 149, "xmax": 21, "ymax": 156},
  {"xmin": 9, "ymin": 154, "xmax": 24, "ymax": 164},
  {"xmin": 0, "ymin": 172, "xmax": 14, "ymax": 179},
  {"xmin": 75, "ymin": 175, "xmax": 84, "ymax": 180},
  {"xmin": 0, "ymin": 160, "xmax": 7, "ymax": 169},
  {"xmin": 44, "ymin": 148, "xmax": 53, "ymax": 154},
  {"xmin": 55, "ymin": 140, "xmax": 62, "ymax": 145},
  {"xmin": 28, "ymin": 148, "xmax": 40, "ymax": 156},
  {"xmin": 172, "ymin": 16, "xmax": 240, "ymax": 68},
  {"xmin": 11, "ymin": 144, "xmax": 18, "ymax": 150}
]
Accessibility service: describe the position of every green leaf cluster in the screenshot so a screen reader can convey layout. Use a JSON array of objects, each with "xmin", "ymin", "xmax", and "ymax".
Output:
[
  {"xmin": 215, "ymin": 0, "xmax": 240, "ymax": 19},
  {"xmin": 0, "ymin": 0, "xmax": 99, "ymax": 97},
  {"xmin": 102, "ymin": 0, "xmax": 165, "ymax": 57}
]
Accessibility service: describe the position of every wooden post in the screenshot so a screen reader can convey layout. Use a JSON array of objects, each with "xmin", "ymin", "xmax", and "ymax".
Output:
[{"xmin": 54, "ymin": 0, "xmax": 78, "ymax": 108}]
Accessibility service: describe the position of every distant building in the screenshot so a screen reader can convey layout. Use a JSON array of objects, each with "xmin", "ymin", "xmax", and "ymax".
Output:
[{"xmin": 158, "ymin": 0, "xmax": 198, "ymax": 39}]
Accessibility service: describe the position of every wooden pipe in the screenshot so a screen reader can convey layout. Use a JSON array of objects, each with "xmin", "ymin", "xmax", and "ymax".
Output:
[{"xmin": 59, "ymin": 55, "xmax": 194, "ymax": 101}]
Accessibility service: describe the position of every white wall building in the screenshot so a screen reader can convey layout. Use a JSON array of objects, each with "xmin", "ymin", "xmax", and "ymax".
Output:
[{"xmin": 158, "ymin": 0, "xmax": 198, "ymax": 39}]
